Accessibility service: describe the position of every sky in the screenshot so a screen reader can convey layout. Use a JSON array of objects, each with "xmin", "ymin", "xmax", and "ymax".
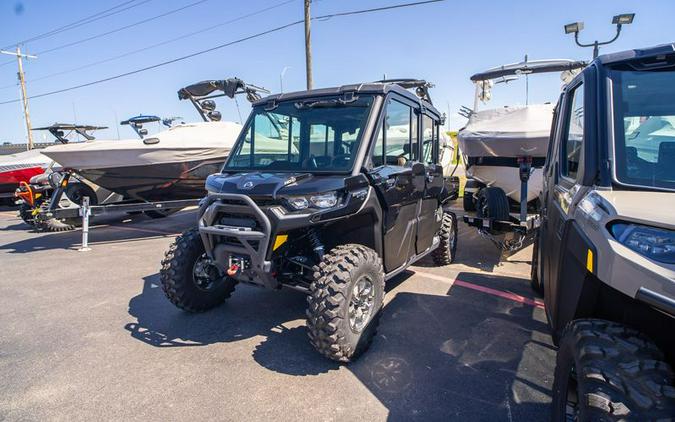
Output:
[{"xmin": 0, "ymin": 0, "xmax": 674, "ymax": 143}]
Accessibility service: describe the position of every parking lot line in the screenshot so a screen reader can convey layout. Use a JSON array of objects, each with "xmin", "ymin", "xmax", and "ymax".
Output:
[{"xmin": 414, "ymin": 270, "xmax": 545, "ymax": 308}]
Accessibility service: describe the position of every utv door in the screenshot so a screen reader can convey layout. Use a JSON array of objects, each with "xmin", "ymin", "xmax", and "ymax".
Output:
[
  {"xmin": 415, "ymin": 114, "xmax": 444, "ymax": 254},
  {"xmin": 541, "ymin": 81, "xmax": 585, "ymax": 324},
  {"xmin": 369, "ymin": 97, "xmax": 424, "ymax": 272}
]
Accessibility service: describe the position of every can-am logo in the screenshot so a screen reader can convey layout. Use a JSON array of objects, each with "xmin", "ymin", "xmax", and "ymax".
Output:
[{"xmin": 242, "ymin": 181, "xmax": 255, "ymax": 189}]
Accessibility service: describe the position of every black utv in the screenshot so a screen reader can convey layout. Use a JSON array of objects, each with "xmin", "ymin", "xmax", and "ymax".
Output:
[
  {"xmin": 531, "ymin": 44, "xmax": 675, "ymax": 420},
  {"xmin": 160, "ymin": 80, "xmax": 459, "ymax": 362}
]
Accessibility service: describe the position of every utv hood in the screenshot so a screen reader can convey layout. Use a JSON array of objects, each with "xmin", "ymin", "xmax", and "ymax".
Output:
[
  {"xmin": 597, "ymin": 190, "xmax": 675, "ymax": 230},
  {"xmin": 205, "ymin": 172, "xmax": 349, "ymax": 198}
]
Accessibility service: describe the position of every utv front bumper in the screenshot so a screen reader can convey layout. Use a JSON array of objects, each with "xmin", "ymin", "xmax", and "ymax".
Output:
[{"xmin": 198, "ymin": 193, "xmax": 276, "ymax": 288}]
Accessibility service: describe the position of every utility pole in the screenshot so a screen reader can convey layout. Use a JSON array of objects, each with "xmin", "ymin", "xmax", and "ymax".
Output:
[
  {"xmin": 1, "ymin": 46, "xmax": 37, "ymax": 150},
  {"xmin": 303, "ymin": 0, "xmax": 313, "ymax": 90}
]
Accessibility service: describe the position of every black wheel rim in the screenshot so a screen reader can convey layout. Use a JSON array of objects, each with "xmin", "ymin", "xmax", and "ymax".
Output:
[
  {"xmin": 564, "ymin": 363, "xmax": 579, "ymax": 421},
  {"xmin": 192, "ymin": 254, "xmax": 222, "ymax": 291}
]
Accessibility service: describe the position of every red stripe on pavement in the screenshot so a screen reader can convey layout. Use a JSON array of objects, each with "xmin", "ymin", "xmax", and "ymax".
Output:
[
  {"xmin": 453, "ymin": 279, "xmax": 545, "ymax": 308},
  {"xmin": 413, "ymin": 271, "xmax": 545, "ymax": 309}
]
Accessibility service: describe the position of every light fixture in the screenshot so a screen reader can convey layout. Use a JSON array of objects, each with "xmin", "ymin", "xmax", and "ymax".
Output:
[
  {"xmin": 564, "ymin": 22, "xmax": 584, "ymax": 34},
  {"xmin": 612, "ymin": 13, "xmax": 635, "ymax": 25}
]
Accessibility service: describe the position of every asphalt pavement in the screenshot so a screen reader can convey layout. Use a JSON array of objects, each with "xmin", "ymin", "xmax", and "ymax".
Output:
[{"xmin": 0, "ymin": 204, "xmax": 554, "ymax": 421}]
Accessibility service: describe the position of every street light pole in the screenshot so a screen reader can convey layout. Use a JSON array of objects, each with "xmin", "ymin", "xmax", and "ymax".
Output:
[
  {"xmin": 304, "ymin": 0, "xmax": 313, "ymax": 90},
  {"xmin": 1, "ymin": 46, "xmax": 37, "ymax": 150}
]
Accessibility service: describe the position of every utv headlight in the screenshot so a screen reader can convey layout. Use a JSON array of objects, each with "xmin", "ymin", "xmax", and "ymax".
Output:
[
  {"xmin": 286, "ymin": 191, "xmax": 339, "ymax": 211},
  {"xmin": 610, "ymin": 222, "xmax": 675, "ymax": 264},
  {"xmin": 309, "ymin": 191, "xmax": 338, "ymax": 208}
]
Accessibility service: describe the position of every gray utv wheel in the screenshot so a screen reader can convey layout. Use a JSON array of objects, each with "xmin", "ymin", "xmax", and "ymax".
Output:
[
  {"xmin": 463, "ymin": 179, "xmax": 478, "ymax": 212},
  {"xmin": 306, "ymin": 244, "xmax": 385, "ymax": 362},
  {"xmin": 476, "ymin": 186, "xmax": 510, "ymax": 221},
  {"xmin": 160, "ymin": 228, "xmax": 237, "ymax": 312},
  {"xmin": 552, "ymin": 319, "xmax": 675, "ymax": 421},
  {"xmin": 432, "ymin": 211, "xmax": 458, "ymax": 265}
]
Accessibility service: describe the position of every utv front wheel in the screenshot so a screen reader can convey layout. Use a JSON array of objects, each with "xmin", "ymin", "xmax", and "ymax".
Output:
[
  {"xmin": 552, "ymin": 319, "xmax": 675, "ymax": 421},
  {"xmin": 432, "ymin": 211, "xmax": 457, "ymax": 265},
  {"xmin": 306, "ymin": 244, "xmax": 385, "ymax": 362},
  {"xmin": 160, "ymin": 228, "xmax": 236, "ymax": 312}
]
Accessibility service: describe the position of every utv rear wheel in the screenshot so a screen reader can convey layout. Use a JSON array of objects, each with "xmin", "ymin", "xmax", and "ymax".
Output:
[
  {"xmin": 530, "ymin": 235, "xmax": 544, "ymax": 296},
  {"xmin": 552, "ymin": 319, "xmax": 675, "ymax": 421},
  {"xmin": 476, "ymin": 186, "xmax": 510, "ymax": 221},
  {"xmin": 432, "ymin": 211, "xmax": 457, "ymax": 265},
  {"xmin": 160, "ymin": 228, "xmax": 236, "ymax": 312},
  {"xmin": 306, "ymin": 244, "xmax": 385, "ymax": 362}
]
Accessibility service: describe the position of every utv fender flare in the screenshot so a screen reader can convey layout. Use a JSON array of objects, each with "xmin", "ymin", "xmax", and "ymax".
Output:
[{"xmin": 550, "ymin": 219, "xmax": 600, "ymax": 343}]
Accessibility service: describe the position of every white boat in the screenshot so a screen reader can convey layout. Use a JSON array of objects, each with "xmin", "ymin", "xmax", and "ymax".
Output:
[
  {"xmin": 458, "ymin": 58, "xmax": 586, "ymax": 207},
  {"xmin": 41, "ymin": 78, "xmax": 268, "ymax": 202}
]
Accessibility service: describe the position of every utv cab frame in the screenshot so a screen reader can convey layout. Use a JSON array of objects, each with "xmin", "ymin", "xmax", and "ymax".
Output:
[{"xmin": 160, "ymin": 80, "xmax": 459, "ymax": 362}]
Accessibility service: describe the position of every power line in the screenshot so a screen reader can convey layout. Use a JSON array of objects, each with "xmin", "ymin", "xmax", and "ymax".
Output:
[
  {"xmin": 36, "ymin": 0, "xmax": 210, "ymax": 56},
  {"xmin": 0, "ymin": 0, "xmax": 297, "ymax": 90},
  {"xmin": 0, "ymin": 0, "xmax": 447, "ymax": 105},
  {"xmin": 1, "ymin": 0, "xmax": 151, "ymax": 50}
]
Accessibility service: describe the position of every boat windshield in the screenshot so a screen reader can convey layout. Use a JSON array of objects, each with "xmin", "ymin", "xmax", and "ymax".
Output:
[
  {"xmin": 612, "ymin": 68, "xmax": 675, "ymax": 190},
  {"xmin": 225, "ymin": 95, "xmax": 374, "ymax": 172}
]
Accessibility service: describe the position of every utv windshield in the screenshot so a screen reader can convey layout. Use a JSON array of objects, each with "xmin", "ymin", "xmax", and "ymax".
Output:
[
  {"xmin": 612, "ymin": 68, "xmax": 675, "ymax": 190},
  {"xmin": 225, "ymin": 95, "xmax": 374, "ymax": 172}
]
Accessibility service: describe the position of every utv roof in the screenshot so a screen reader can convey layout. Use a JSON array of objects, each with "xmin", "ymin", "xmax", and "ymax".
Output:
[
  {"xmin": 470, "ymin": 59, "xmax": 587, "ymax": 82},
  {"xmin": 594, "ymin": 42, "xmax": 675, "ymax": 65},
  {"xmin": 253, "ymin": 80, "xmax": 440, "ymax": 115}
]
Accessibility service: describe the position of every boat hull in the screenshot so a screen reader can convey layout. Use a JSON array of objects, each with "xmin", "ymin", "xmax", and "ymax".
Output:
[{"xmin": 76, "ymin": 158, "xmax": 224, "ymax": 201}]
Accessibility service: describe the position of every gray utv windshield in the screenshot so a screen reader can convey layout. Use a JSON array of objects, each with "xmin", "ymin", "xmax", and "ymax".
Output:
[
  {"xmin": 612, "ymin": 69, "xmax": 675, "ymax": 190},
  {"xmin": 225, "ymin": 95, "xmax": 374, "ymax": 172}
]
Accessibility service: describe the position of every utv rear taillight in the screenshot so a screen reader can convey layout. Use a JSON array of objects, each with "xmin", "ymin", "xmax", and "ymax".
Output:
[{"xmin": 610, "ymin": 222, "xmax": 675, "ymax": 265}]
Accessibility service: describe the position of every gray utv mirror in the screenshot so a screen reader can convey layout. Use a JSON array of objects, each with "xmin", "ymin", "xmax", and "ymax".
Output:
[
  {"xmin": 207, "ymin": 111, "xmax": 222, "ymax": 121},
  {"xmin": 201, "ymin": 100, "xmax": 216, "ymax": 111}
]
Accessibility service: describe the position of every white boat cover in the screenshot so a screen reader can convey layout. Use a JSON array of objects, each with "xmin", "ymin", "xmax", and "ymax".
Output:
[
  {"xmin": 42, "ymin": 121, "xmax": 242, "ymax": 170},
  {"xmin": 458, "ymin": 103, "xmax": 554, "ymax": 158}
]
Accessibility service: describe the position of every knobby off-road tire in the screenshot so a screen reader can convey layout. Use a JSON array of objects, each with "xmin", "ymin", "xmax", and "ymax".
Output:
[
  {"xmin": 552, "ymin": 319, "xmax": 675, "ymax": 421},
  {"xmin": 306, "ymin": 244, "xmax": 385, "ymax": 363},
  {"xmin": 530, "ymin": 234, "xmax": 544, "ymax": 296},
  {"xmin": 160, "ymin": 228, "xmax": 236, "ymax": 313},
  {"xmin": 432, "ymin": 211, "xmax": 458, "ymax": 265}
]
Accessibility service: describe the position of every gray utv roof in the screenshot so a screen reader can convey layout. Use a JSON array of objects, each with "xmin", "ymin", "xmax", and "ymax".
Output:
[
  {"xmin": 470, "ymin": 59, "xmax": 587, "ymax": 82},
  {"xmin": 252, "ymin": 82, "xmax": 441, "ymax": 116},
  {"xmin": 595, "ymin": 42, "xmax": 675, "ymax": 65}
]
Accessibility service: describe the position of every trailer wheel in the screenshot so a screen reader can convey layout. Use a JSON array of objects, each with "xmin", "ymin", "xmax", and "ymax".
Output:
[
  {"xmin": 18, "ymin": 203, "xmax": 35, "ymax": 226},
  {"xmin": 552, "ymin": 319, "xmax": 675, "ymax": 421},
  {"xmin": 476, "ymin": 186, "xmax": 510, "ymax": 221},
  {"xmin": 463, "ymin": 179, "xmax": 478, "ymax": 212},
  {"xmin": 432, "ymin": 211, "xmax": 457, "ymax": 265},
  {"xmin": 160, "ymin": 228, "xmax": 236, "ymax": 312},
  {"xmin": 306, "ymin": 244, "xmax": 384, "ymax": 362}
]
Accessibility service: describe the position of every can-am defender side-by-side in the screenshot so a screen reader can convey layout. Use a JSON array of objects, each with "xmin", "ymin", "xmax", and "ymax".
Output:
[
  {"xmin": 531, "ymin": 44, "xmax": 675, "ymax": 420},
  {"xmin": 160, "ymin": 80, "xmax": 459, "ymax": 362}
]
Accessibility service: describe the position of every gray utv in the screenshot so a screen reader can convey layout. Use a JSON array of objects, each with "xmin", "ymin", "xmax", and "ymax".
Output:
[
  {"xmin": 160, "ymin": 80, "xmax": 459, "ymax": 362},
  {"xmin": 531, "ymin": 44, "xmax": 675, "ymax": 420}
]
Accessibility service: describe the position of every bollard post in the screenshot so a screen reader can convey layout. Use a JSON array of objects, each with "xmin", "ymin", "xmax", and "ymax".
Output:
[{"xmin": 78, "ymin": 196, "xmax": 91, "ymax": 252}]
